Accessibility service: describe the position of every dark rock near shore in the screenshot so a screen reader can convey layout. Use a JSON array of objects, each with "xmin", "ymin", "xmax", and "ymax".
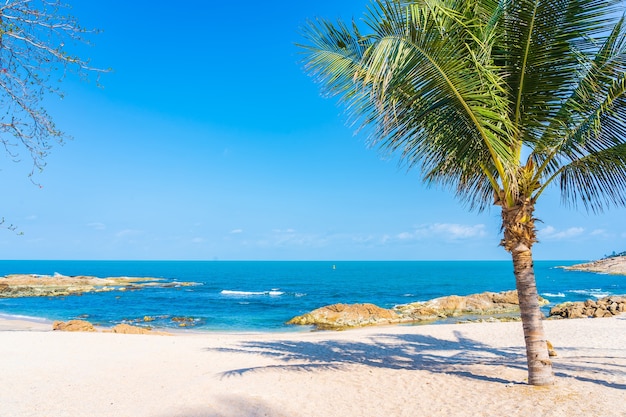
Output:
[
  {"xmin": 549, "ymin": 296, "xmax": 626, "ymax": 319},
  {"xmin": 288, "ymin": 290, "xmax": 548, "ymax": 330}
]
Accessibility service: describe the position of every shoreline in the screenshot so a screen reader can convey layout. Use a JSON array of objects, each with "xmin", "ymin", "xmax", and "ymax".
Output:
[{"xmin": 1, "ymin": 315, "xmax": 624, "ymax": 416}]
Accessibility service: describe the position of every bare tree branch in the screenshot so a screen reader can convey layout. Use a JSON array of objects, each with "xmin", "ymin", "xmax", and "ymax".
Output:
[{"xmin": 0, "ymin": 0, "xmax": 107, "ymax": 182}]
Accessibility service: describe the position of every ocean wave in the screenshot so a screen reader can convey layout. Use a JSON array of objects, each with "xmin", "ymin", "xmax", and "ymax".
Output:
[
  {"xmin": 0, "ymin": 313, "xmax": 50, "ymax": 322},
  {"xmin": 568, "ymin": 289, "xmax": 612, "ymax": 298},
  {"xmin": 220, "ymin": 289, "xmax": 285, "ymax": 297},
  {"xmin": 542, "ymin": 292, "xmax": 565, "ymax": 298}
]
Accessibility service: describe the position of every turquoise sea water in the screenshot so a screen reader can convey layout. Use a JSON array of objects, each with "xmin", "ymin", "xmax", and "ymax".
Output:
[{"xmin": 0, "ymin": 260, "xmax": 624, "ymax": 331}]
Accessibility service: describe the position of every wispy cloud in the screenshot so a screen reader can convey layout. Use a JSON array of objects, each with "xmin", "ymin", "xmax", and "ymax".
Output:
[
  {"xmin": 87, "ymin": 222, "xmax": 106, "ymax": 231},
  {"xmin": 115, "ymin": 229, "xmax": 142, "ymax": 238},
  {"xmin": 394, "ymin": 223, "xmax": 487, "ymax": 242},
  {"xmin": 590, "ymin": 229, "xmax": 613, "ymax": 239},
  {"xmin": 538, "ymin": 226, "xmax": 584, "ymax": 240},
  {"xmin": 244, "ymin": 223, "xmax": 489, "ymax": 251},
  {"xmin": 230, "ymin": 229, "xmax": 243, "ymax": 234}
]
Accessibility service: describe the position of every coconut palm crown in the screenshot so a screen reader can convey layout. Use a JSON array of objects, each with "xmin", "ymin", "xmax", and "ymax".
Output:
[{"xmin": 299, "ymin": 0, "xmax": 626, "ymax": 386}]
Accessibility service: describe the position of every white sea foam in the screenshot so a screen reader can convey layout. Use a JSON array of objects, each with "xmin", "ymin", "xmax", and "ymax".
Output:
[
  {"xmin": 568, "ymin": 289, "xmax": 612, "ymax": 298},
  {"xmin": 542, "ymin": 292, "xmax": 566, "ymax": 298},
  {"xmin": 0, "ymin": 313, "xmax": 49, "ymax": 322},
  {"xmin": 221, "ymin": 290, "xmax": 266, "ymax": 296},
  {"xmin": 221, "ymin": 289, "xmax": 284, "ymax": 297}
]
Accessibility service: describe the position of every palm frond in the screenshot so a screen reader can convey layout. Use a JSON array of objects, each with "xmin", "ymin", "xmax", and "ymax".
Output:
[
  {"xmin": 357, "ymin": 0, "xmax": 516, "ymax": 202},
  {"xmin": 530, "ymin": 15, "xmax": 626, "ymax": 211},
  {"xmin": 299, "ymin": 18, "xmax": 372, "ymax": 102},
  {"xmin": 559, "ymin": 144, "xmax": 626, "ymax": 212},
  {"xmin": 503, "ymin": 0, "xmax": 621, "ymax": 147}
]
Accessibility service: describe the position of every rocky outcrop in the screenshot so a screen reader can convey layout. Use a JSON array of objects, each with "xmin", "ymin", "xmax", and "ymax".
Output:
[
  {"xmin": 562, "ymin": 256, "xmax": 626, "ymax": 275},
  {"xmin": 52, "ymin": 320, "xmax": 169, "ymax": 335},
  {"xmin": 287, "ymin": 303, "xmax": 402, "ymax": 330},
  {"xmin": 52, "ymin": 320, "xmax": 97, "ymax": 332},
  {"xmin": 396, "ymin": 290, "xmax": 547, "ymax": 321},
  {"xmin": 288, "ymin": 290, "xmax": 548, "ymax": 330},
  {"xmin": 549, "ymin": 296, "xmax": 626, "ymax": 319},
  {"xmin": 106, "ymin": 324, "xmax": 157, "ymax": 335},
  {"xmin": 0, "ymin": 273, "xmax": 198, "ymax": 298}
]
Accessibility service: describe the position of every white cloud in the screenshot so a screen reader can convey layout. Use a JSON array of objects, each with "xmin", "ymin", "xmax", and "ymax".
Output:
[
  {"xmin": 538, "ymin": 226, "xmax": 584, "ymax": 240},
  {"xmin": 590, "ymin": 229, "xmax": 613, "ymax": 239},
  {"xmin": 87, "ymin": 222, "xmax": 106, "ymax": 231},
  {"xmin": 230, "ymin": 229, "xmax": 243, "ymax": 234},
  {"xmin": 115, "ymin": 229, "xmax": 142, "ymax": 238},
  {"xmin": 430, "ymin": 223, "xmax": 487, "ymax": 239},
  {"xmin": 395, "ymin": 223, "xmax": 487, "ymax": 242},
  {"xmin": 397, "ymin": 232, "xmax": 414, "ymax": 240},
  {"xmin": 191, "ymin": 237, "xmax": 205, "ymax": 244}
]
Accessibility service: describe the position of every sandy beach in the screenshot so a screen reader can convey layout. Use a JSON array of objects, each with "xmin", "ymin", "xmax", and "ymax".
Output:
[{"xmin": 1, "ymin": 316, "xmax": 624, "ymax": 417}]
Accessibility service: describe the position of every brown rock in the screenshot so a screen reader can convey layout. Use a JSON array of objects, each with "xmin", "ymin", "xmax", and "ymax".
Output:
[
  {"xmin": 397, "ymin": 290, "xmax": 547, "ymax": 320},
  {"xmin": 549, "ymin": 296, "xmax": 626, "ymax": 319},
  {"xmin": 103, "ymin": 323, "xmax": 170, "ymax": 335},
  {"xmin": 107, "ymin": 324, "xmax": 153, "ymax": 334},
  {"xmin": 288, "ymin": 290, "xmax": 550, "ymax": 330},
  {"xmin": 287, "ymin": 303, "xmax": 400, "ymax": 330},
  {"xmin": 52, "ymin": 320, "xmax": 96, "ymax": 332}
]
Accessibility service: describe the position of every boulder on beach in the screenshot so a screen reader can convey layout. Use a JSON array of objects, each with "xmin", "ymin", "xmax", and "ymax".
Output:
[
  {"xmin": 52, "ymin": 320, "xmax": 97, "ymax": 332},
  {"xmin": 106, "ymin": 324, "xmax": 155, "ymax": 335},
  {"xmin": 52, "ymin": 320, "xmax": 169, "ymax": 335}
]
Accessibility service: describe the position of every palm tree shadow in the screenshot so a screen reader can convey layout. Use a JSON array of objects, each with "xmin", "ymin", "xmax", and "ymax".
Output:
[
  {"xmin": 207, "ymin": 330, "xmax": 528, "ymax": 384},
  {"xmin": 551, "ymin": 349, "xmax": 626, "ymax": 390},
  {"xmin": 207, "ymin": 330, "xmax": 626, "ymax": 389}
]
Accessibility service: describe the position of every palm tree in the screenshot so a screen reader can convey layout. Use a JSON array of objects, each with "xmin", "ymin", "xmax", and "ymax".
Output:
[{"xmin": 299, "ymin": 0, "xmax": 626, "ymax": 386}]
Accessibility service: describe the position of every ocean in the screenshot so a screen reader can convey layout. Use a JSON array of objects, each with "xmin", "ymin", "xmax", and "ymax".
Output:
[{"xmin": 0, "ymin": 260, "xmax": 624, "ymax": 332}]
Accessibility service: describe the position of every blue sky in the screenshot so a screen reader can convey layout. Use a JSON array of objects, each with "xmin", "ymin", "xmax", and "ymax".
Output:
[{"xmin": 0, "ymin": 0, "xmax": 624, "ymax": 261}]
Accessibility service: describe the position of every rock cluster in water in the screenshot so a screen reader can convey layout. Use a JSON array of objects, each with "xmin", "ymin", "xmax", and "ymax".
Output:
[
  {"xmin": 549, "ymin": 296, "xmax": 626, "ymax": 319},
  {"xmin": 0, "ymin": 273, "xmax": 198, "ymax": 298},
  {"xmin": 287, "ymin": 290, "xmax": 547, "ymax": 330}
]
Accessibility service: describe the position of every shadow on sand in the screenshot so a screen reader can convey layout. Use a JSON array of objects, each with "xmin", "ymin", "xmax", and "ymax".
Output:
[
  {"xmin": 206, "ymin": 329, "xmax": 626, "ymax": 389},
  {"xmin": 208, "ymin": 330, "xmax": 527, "ymax": 385}
]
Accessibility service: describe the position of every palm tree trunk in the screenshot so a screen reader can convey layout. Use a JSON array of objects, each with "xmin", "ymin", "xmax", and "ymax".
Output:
[
  {"xmin": 510, "ymin": 242, "xmax": 554, "ymax": 385},
  {"xmin": 499, "ymin": 194, "xmax": 553, "ymax": 385}
]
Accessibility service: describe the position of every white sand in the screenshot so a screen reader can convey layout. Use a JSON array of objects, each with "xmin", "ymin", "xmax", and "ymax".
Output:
[{"xmin": 0, "ymin": 317, "xmax": 624, "ymax": 417}]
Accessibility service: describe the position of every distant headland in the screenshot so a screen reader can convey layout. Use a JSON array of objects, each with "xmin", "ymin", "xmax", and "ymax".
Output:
[{"xmin": 562, "ymin": 255, "xmax": 626, "ymax": 275}]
